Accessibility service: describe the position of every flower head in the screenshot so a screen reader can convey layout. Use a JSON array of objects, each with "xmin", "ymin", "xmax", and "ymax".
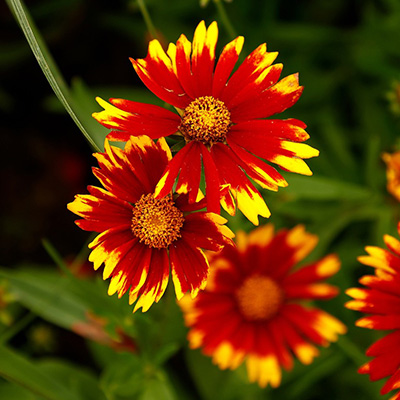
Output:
[
  {"xmin": 93, "ymin": 21, "xmax": 319, "ymax": 225},
  {"xmin": 180, "ymin": 224, "xmax": 345, "ymax": 388},
  {"xmin": 346, "ymin": 222, "xmax": 400, "ymax": 400},
  {"xmin": 383, "ymin": 151, "xmax": 400, "ymax": 202},
  {"xmin": 68, "ymin": 136, "xmax": 233, "ymax": 312}
]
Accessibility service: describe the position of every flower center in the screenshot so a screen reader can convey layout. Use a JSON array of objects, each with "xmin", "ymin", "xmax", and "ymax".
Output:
[
  {"xmin": 236, "ymin": 275, "xmax": 284, "ymax": 321},
  {"xmin": 179, "ymin": 96, "xmax": 231, "ymax": 146},
  {"xmin": 131, "ymin": 193, "xmax": 184, "ymax": 249}
]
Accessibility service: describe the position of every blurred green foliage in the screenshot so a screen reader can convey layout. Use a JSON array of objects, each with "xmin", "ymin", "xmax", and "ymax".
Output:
[{"xmin": 2, "ymin": 0, "xmax": 400, "ymax": 399}]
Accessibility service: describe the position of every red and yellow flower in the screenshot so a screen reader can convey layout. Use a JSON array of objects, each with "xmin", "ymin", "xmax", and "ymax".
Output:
[
  {"xmin": 68, "ymin": 136, "xmax": 233, "ymax": 312},
  {"xmin": 180, "ymin": 224, "xmax": 346, "ymax": 387},
  {"xmin": 383, "ymin": 151, "xmax": 400, "ymax": 202},
  {"xmin": 93, "ymin": 21, "xmax": 319, "ymax": 225},
  {"xmin": 346, "ymin": 223, "xmax": 400, "ymax": 400}
]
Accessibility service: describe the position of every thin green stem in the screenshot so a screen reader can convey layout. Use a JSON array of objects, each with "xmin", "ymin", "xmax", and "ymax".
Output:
[
  {"xmin": 42, "ymin": 239, "xmax": 72, "ymax": 277},
  {"xmin": 137, "ymin": 0, "xmax": 159, "ymax": 40},
  {"xmin": 0, "ymin": 312, "xmax": 36, "ymax": 344},
  {"xmin": 336, "ymin": 335, "xmax": 367, "ymax": 366},
  {"xmin": 69, "ymin": 232, "xmax": 96, "ymax": 271},
  {"xmin": 213, "ymin": 0, "xmax": 236, "ymax": 39},
  {"xmin": 6, "ymin": 0, "xmax": 100, "ymax": 152}
]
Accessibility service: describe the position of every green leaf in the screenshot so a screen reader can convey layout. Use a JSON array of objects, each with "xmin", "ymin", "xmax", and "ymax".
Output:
[
  {"xmin": 0, "ymin": 380, "xmax": 39, "ymax": 400},
  {"xmin": 283, "ymin": 175, "xmax": 373, "ymax": 201},
  {"xmin": 38, "ymin": 359, "xmax": 107, "ymax": 400},
  {"xmin": 0, "ymin": 345, "xmax": 79, "ymax": 400},
  {"xmin": 100, "ymin": 352, "xmax": 178, "ymax": 400},
  {"xmin": 139, "ymin": 378, "xmax": 177, "ymax": 400},
  {"xmin": 0, "ymin": 269, "xmax": 87, "ymax": 330}
]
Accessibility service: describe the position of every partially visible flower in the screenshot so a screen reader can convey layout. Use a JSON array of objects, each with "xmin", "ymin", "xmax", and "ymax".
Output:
[
  {"xmin": 68, "ymin": 136, "xmax": 233, "ymax": 312},
  {"xmin": 180, "ymin": 224, "xmax": 345, "ymax": 388},
  {"xmin": 383, "ymin": 151, "xmax": 400, "ymax": 201},
  {"xmin": 346, "ymin": 223, "xmax": 400, "ymax": 400},
  {"xmin": 93, "ymin": 21, "xmax": 319, "ymax": 225}
]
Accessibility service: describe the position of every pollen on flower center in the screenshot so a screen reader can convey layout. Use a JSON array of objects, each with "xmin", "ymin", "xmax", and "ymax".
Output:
[
  {"xmin": 236, "ymin": 275, "xmax": 284, "ymax": 321},
  {"xmin": 179, "ymin": 96, "xmax": 231, "ymax": 146},
  {"xmin": 131, "ymin": 193, "xmax": 184, "ymax": 249}
]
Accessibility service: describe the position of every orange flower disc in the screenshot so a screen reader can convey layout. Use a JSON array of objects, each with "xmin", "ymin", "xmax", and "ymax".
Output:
[
  {"xmin": 236, "ymin": 275, "xmax": 284, "ymax": 321},
  {"xmin": 131, "ymin": 193, "xmax": 184, "ymax": 249},
  {"xmin": 179, "ymin": 96, "xmax": 231, "ymax": 146}
]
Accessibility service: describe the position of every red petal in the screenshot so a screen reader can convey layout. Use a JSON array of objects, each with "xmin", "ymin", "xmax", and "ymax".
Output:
[
  {"xmin": 130, "ymin": 248, "xmax": 170, "ymax": 312},
  {"xmin": 381, "ymin": 369, "xmax": 400, "ymax": 395},
  {"xmin": 125, "ymin": 136, "xmax": 171, "ymax": 192},
  {"xmin": 220, "ymin": 43, "xmax": 278, "ymax": 104},
  {"xmin": 176, "ymin": 142, "xmax": 203, "ymax": 203},
  {"xmin": 170, "ymin": 239, "xmax": 209, "ymax": 300},
  {"xmin": 227, "ymin": 140, "xmax": 287, "ymax": 190},
  {"xmin": 107, "ymin": 241, "xmax": 151, "ymax": 297},
  {"xmin": 285, "ymin": 283, "xmax": 339, "ymax": 300},
  {"xmin": 281, "ymin": 305, "xmax": 327, "ymax": 346},
  {"xmin": 356, "ymin": 315, "xmax": 400, "ymax": 330},
  {"xmin": 200, "ymin": 145, "xmax": 221, "ymax": 214},
  {"xmin": 154, "ymin": 142, "xmax": 196, "ymax": 199},
  {"xmin": 100, "ymin": 98, "xmax": 180, "ymax": 140},
  {"xmin": 68, "ymin": 189, "xmax": 132, "ymax": 233},
  {"xmin": 130, "ymin": 39, "xmax": 191, "ymax": 108},
  {"xmin": 268, "ymin": 319, "xmax": 294, "ymax": 370},
  {"xmin": 367, "ymin": 331, "xmax": 400, "ymax": 357},
  {"xmin": 175, "ymin": 34, "xmax": 196, "ymax": 99},
  {"xmin": 88, "ymin": 226, "xmax": 136, "ymax": 272},
  {"xmin": 358, "ymin": 274, "xmax": 400, "ymax": 298},
  {"xmin": 211, "ymin": 144, "xmax": 270, "ymax": 225},
  {"xmin": 190, "ymin": 21, "xmax": 218, "ymax": 97},
  {"xmin": 93, "ymin": 139, "xmax": 146, "ymax": 201},
  {"xmin": 212, "ymin": 36, "xmax": 244, "ymax": 98},
  {"xmin": 182, "ymin": 212, "xmax": 233, "ymax": 252},
  {"xmin": 362, "ymin": 354, "xmax": 400, "ymax": 382},
  {"xmin": 226, "ymin": 63, "xmax": 283, "ymax": 110},
  {"xmin": 229, "ymin": 119, "xmax": 309, "ymax": 142},
  {"xmin": 284, "ymin": 254, "xmax": 341, "ymax": 285},
  {"xmin": 229, "ymin": 73, "xmax": 303, "ymax": 121}
]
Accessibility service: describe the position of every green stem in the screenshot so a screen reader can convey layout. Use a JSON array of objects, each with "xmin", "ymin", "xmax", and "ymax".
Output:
[
  {"xmin": 0, "ymin": 312, "xmax": 36, "ymax": 344},
  {"xmin": 69, "ymin": 232, "xmax": 96, "ymax": 270},
  {"xmin": 336, "ymin": 335, "xmax": 367, "ymax": 366},
  {"xmin": 137, "ymin": 0, "xmax": 159, "ymax": 40},
  {"xmin": 213, "ymin": 0, "xmax": 236, "ymax": 39},
  {"xmin": 5, "ymin": 0, "xmax": 100, "ymax": 152},
  {"xmin": 42, "ymin": 239, "xmax": 72, "ymax": 277}
]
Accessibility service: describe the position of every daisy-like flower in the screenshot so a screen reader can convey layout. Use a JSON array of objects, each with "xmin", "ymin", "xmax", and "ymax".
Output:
[
  {"xmin": 68, "ymin": 136, "xmax": 233, "ymax": 312},
  {"xmin": 383, "ymin": 152, "xmax": 400, "ymax": 202},
  {"xmin": 346, "ymin": 223, "xmax": 400, "ymax": 400},
  {"xmin": 93, "ymin": 21, "xmax": 319, "ymax": 225},
  {"xmin": 179, "ymin": 224, "xmax": 346, "ymax": 388}
]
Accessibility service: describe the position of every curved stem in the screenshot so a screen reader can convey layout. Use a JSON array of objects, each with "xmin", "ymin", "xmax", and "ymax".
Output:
[
  {"xmin": 214, "ymin": 0, "xmax": 237, "ymax": 39},
  {"xmin": 6, "ymin": 0, "xmax": 101, "ymax": 152},
  {"xmin": 0, "ymin": 312, "xmax": 36, "ymax": 344},
  {"xmin": 137, "ymin": 0, "xmax": 159, "ymax": 40}
]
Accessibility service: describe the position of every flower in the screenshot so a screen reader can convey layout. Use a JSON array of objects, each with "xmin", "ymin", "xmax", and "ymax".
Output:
[
  {"xmin": 346, "ymin": 223, "xmax": 400, "ymax": 400},
  {"xmin": 68, "ymin": 136, "xmax": 234, "ymax": 312},
  {"xmin": 383, "ymin": 151, "xmax": 400, "ymax": 201},
  {"xmin": 93, "ymin": 21, "xmax": 319, "ymax": 225},
  {"xmin": 179, "ymin": 224, "xmax": 346, "ymax": 388}
]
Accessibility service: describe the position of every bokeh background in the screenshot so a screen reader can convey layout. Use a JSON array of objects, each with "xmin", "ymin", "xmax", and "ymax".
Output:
[{"xmin": 1, "ymin": 0, "xmax": 400, "ymax": 399}]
